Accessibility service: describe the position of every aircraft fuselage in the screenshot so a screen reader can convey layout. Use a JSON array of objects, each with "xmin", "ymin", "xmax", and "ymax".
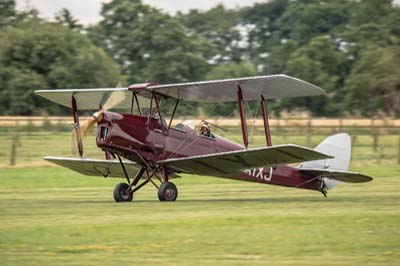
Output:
[{"xmin": 96, "ymin": 111, "xmax": 321, "ymax": 192}]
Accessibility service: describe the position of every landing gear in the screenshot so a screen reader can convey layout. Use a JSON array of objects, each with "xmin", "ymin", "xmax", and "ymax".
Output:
[
  {"xmin": 320, "ymin": 179, "xmax": 328, "ymax": 198},
  {"xmin": 114, "ymin": 154, "xmax": 178, "ymax": 203},
  {"xmin": 158, "ymin": 182, "xmax": 178, "ymax": 201},
  {"xmin": 113, "ymin": 183, "xmax": 133, "ymax": 202}
]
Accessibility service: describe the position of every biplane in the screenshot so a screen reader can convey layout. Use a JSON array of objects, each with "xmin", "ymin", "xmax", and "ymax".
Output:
[{"xmin": 35, "ymin": 75, "xmax": 372, "ymax": 202}]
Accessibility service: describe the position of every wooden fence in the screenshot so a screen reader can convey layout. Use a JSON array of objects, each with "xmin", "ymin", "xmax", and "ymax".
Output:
[{"xmin": 1, "ymin": 116, "xmax": 399, "ymax": 167}]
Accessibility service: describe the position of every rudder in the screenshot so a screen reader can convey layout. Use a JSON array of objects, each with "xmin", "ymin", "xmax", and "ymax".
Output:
[{"xmin": 300, "ymin": 133, "xmax": 351, "ymax": 190}]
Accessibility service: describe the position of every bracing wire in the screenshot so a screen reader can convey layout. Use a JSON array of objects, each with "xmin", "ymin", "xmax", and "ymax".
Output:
[{"xmin": 246, "ymin": 101, "xmax": 261, "ymax": 146}]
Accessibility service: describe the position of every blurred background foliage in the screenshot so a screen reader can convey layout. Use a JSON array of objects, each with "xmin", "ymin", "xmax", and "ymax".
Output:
[{"xmin": 0, "ymin": 0, "xmax": 399, "ymax": 117}]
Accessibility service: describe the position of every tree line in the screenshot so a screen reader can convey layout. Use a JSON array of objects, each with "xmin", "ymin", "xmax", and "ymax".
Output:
[{"xmin": 0, "ymin": 0, "xmax": 399, "ymax": 117}]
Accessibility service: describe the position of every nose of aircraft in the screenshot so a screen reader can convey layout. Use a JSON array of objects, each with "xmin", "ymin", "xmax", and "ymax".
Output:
[{"xmin": 92, "ymin": 110, "xmax": 104, "ymax": 123}]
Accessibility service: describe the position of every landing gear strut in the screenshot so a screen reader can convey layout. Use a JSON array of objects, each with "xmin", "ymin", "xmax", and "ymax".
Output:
[
  {"xmin": 114, "ymin": 154, "xmax": 178, "ymax": 203},
  {"xmin": 320, "ymin": 179, "xmax": 328, "ymax": 198}
]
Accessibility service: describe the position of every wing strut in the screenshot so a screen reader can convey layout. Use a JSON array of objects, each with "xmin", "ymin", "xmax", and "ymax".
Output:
[
  {"xmin": 237, "ymin": 84, "xmax": 273, "ymax": 149},
  {"xmin": 71, "ymin": 95, "xmax": 83, "ymax": 157},
  {"xmin": 261, "ymin": 95, "xmax": 272, "ymax": 146},
  {"xmin": 237, "ymin": 85, "xmax": 248, "ymax": 148}
]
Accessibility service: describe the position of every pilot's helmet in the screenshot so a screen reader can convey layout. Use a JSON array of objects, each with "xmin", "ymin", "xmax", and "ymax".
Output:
[{"xmin": 200, "ymin": 122, "xmax": 210, "ymax": 131}]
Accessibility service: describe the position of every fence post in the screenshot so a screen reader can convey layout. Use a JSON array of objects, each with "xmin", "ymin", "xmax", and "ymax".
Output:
[
  {"xmin": 398, "ymin": 130, "xmax": 400, "ymax": 164},
  {"xmin": 373, "ymin": 132, "xmax": 379, "ymax": 152},
  {"xmin": 371, "ymin": 118, "xmax": 379, "ymax": 152},
  {"xmin": 378, "ymin": 146, "xmax": 383, "ymax": 165},
  {"xmin": 276, "ymin": 117, "xmax": 281, "ymax": 136},
  {"xmin": 306, "ymin": 118, "xmax": 312, "ymax": 147},
  {"xmin": 10, "ymin": 134, "xmax": 20, "ymax": 166},
  {"xmin": 351, "ymin": 133, "xmax": 357, "ymax": 159}
]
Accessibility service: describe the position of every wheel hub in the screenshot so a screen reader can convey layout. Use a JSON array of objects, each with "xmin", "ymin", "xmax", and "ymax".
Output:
[
  {"xmin": 121, "ymin": 190, "xmax": 130, "ymax": 200},
  {"xmin": 165, "ymin": 188, "xmax": 175, "ymax": 199}
]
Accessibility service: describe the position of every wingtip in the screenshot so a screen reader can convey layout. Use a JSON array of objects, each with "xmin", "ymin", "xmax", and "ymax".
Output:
[
  {"xmin": 362, "ymin": 174, "xmax": 374, "ymax": 182},
  {"xmin": 282, "ymin": 74, "xmax": 327, "ymax": 96}
]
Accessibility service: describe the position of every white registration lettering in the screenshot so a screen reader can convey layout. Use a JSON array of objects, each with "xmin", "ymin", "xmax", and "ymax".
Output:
[
  {"xmin": 243, "ymin": 167, "xmax": 273, "ymax": 181},
  {"xmin": 265, "ymin": 167, "xmax": 273, "ymax": 181},
  {"xmin": 255, "ymin": 168, "xmax": 264, "ymax": 179}
]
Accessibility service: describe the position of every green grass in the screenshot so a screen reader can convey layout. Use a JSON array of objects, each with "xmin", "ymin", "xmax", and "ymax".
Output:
[{"xmin": 0, "ymin": 166, "xmax": 399, "ymax": 265}]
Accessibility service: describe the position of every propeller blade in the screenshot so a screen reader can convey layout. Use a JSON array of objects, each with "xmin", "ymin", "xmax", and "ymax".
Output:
[
  {"xmin": 70, "ymin": 111, "xmax": 101, "ymax": 157},
  {"xmin": 80, "ymin": 116, "xmax": 97, "ymax": 137},
  {"xmin": 102, "ymin": 90, "xmax": 126, "ymax": 110},
  {"xmin": 70, "ymin": 81, "xmax": 124, "ymax": 158}
]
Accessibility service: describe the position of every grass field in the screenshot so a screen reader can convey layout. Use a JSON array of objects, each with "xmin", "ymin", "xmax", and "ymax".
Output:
[
  {"xmin": 1, "ymin": 165, "xmax": 399, "ymax": 265},
  {"xmin": 1, "ymin": 126, "xmax": 399, "ymax": 265}
]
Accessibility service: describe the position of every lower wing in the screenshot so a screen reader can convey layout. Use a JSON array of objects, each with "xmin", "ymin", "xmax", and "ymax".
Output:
[
  {"xmin": 44, "ymin": 156, "xmax": 140, "ymax": 178},
  {"xmin": 158, "ymin": 144, "xmax": 333, "ymax": 176}
]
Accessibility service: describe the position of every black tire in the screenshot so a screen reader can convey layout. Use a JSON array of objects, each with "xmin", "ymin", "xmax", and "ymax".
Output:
[
  {"xmin": 113, "ymin": 183, "xmax": 133, "ymax": 202},
  {"xmin": 158, "ymin": 182, "xmax": 178, "ymax": 201}
]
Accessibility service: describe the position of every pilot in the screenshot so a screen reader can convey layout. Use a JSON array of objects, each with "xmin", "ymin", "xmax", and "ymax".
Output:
[{"xmin": 199, "ymin": 122, "xmax": 213, "ymax": 138}]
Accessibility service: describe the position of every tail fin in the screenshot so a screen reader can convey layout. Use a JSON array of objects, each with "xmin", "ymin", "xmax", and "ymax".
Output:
[{"xmin": 300, "ymin": 133, "xmax": 351, "ymax": 190}]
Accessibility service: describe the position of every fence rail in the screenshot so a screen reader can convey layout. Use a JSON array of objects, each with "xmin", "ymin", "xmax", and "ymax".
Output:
[
  {"xmin": 0, "ymin": 116, "xmax": 399, "ymax": 168},
  {"xmin": 1, "ymin": 116, "xmax": 400, "ymax": 127}
]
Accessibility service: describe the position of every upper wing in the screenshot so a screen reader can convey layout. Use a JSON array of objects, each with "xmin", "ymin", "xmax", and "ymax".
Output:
[
  {"xmin": 299, "ymin": 168, "xmax": 373, "ymax": 183},
  {"xmin": 35, "ymin": 75, "xmax": 324, "ymax": 107},
  {"xmin": 35, "ymin": 88, "xmax": 129, "ymax": 110},
  {"xmin": 158, "ymin": 144, "xmax": 333, "ymax": 176},
  {"xmin": 34, "ymin": 88, "xmax": 150, "ymax": 110},
  {"xmin": 145, "ymin": 75, "xmax": 325, "ymax": 102},
  {"xmin": 44, "ymin": 156, "xmax": 141, "ymax": 178}
]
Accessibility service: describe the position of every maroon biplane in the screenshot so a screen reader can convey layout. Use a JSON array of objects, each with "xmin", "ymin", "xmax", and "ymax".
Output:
[{"xmin": 35, "ymin": 75, "xmax": 372, "ymax": 202}]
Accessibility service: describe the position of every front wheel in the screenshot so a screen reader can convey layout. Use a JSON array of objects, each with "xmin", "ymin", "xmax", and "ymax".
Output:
[
  {"xmin": 158, "ymin": 182, "xmax": 178, "ymax": 201},
  {"xmin": 113, "ymin": 183, "xmax": 133, "ymax": 202}
]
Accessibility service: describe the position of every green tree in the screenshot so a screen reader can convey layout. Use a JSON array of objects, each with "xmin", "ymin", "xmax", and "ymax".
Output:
[
  {"xmin": 178, "ymin": 4, "xmax": 243, "ymax": 63},
  {"xmin": 266, "ymin": 40, "xmax": 298, "ymax": 74},
  {"xmin": 205, "ymin": 61, "xmax": 257, "ymax": 80},
  {"xmin": 280, "ymin": 36, "xmax": 345, "ymax": 116},
  {"xmin": 89, "ymin": 0, "xmax": 210, "ymax": 84},
  {"xmin": 0, "ymin": 18, "xmax": 120, "ymax": 115},
  {"xmin": 241, "ymin": 0, "xmax": 290, "ymax": 64},
  {"xmin": 345, "ymin": 43, "xmax": 400, "ymax": 117},
  {"xmin": 55, "ymin": 8, "xmax": 82, "ymax": 31},
  {"xmin": 275, "ymin": 0, "xmax": 351, "ymax": 44},
  {"xmin": 348, "ymin": 0, "xmax": 394, "ymax": 27},
  {"xmin": 338, "ymin": 1, "xmax": 398, "ymax": 66},
  {"xmin": 0, "ymin": 0, "xmax": 16, "ymax": 27}
]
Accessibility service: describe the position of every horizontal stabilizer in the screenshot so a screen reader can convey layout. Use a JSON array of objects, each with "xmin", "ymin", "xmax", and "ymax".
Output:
[
  {"xmin": 44, "ymin": 156, "xmax": 140, "ymax": 178},
  {"xmin": 158, "ymin": 144, "xmax": 333, "ymax": 177},
  {"xmin": 299, "ymin": 168, "xmax": 373, "ymax": 183}
]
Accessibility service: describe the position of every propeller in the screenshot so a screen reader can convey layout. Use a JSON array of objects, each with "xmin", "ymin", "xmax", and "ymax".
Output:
[{"xmin": 71, "ymin": 88, "xmax": 126, "ymax": 157}]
